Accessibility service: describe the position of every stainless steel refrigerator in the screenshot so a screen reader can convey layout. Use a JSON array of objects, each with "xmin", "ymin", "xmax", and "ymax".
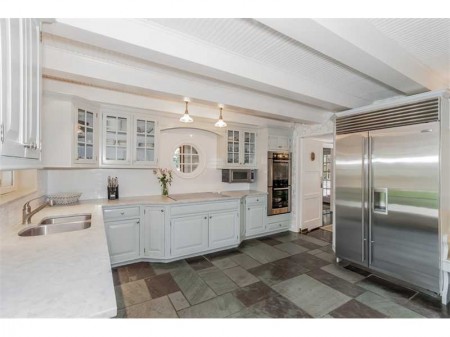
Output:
[{"xmin": 335, "ymin": 98, "xmax": 441, "ymax": 293}]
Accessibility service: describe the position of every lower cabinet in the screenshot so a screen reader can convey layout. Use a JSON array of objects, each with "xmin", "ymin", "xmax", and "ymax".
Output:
[
  {"xmin": 170, "ymin": 214, "xmax": 209, "ymax": 258},
  {"xmin": 143, "ymin": 206, "xmax": 165, "ymax": 259},
  {"xmin": 104, "ymin": 218, "xmax": 140, "ymax": 264},
  {"xmin": 209, "ymin": 211, "xmax": 239, "ymax": 249},
  {"xmin": 245, "ymin": 196, "xmax": 267, "ymax": 237}
]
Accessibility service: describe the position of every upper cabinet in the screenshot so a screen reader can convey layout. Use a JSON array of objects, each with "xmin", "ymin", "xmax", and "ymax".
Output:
[
  {"xmin": 42, "ymin": 95, "xmax": 99, "ymax": 168},
  {"xmin": 268, "ymin": 135, "xmax": 291, "ymax": 151},
  {"xmin": 101, "ymin": 109, "xmax": 158, "ymax": 168},
  {"xmin": 218, "ymin": 128, "xmax": 257, "ymax": 169},
  {"xmin": 0, "ymin": 19, "xmax": 42, "ymax": 168}
]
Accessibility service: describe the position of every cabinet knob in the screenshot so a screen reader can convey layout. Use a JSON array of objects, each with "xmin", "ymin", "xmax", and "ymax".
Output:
[
  {"xmin": 256, "ymin": 199, "xmax": 259, "ymax": 202},
  {"xmin": 204, "ymin": 216, "xmax": 207, "ymax": 220},
  {"xmin": 248, "ymin": 208, "xmax": 250, "ymax": 211},
  {"xmin": 120, "ymin": 212, "xmax": 125, "ymax": 215},
  {"xmin": 161, "ymin": 209, "xmax": 164, "ymax": 213},
  {"xmin": 209, "ymin": 216, "xmax": 212, "ymax": 219}
]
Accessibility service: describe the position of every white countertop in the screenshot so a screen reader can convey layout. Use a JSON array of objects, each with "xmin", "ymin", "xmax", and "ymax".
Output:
[
  {"xmin": 0, "ymin": 203, "xmax": 116, "ymax": 318},
  {"xmin": 0, "ymin": 190, "xmax": 264, "ymax": 318}
]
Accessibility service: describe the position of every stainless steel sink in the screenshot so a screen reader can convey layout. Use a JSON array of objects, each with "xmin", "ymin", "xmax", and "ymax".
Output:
[
  {"xmin": 18, "ymin": 213, "xmax": 92, "ymax": 237},
  {"xmin": 38, "ymin": 214, "xmax": 92, "ymax": 225}
]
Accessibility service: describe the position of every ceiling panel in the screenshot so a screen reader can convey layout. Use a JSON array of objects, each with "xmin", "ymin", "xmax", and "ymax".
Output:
[
  {"xmin": 368, "ymin": 18, "xmax": 450, "ymax": 84},
  {"xmin": 147, "ymin": 18, "xmax": 400, "ymax": 102}
]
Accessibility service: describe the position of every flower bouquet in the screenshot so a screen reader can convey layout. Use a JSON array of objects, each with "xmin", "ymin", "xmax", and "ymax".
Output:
[{"xmin": 154, "ymin": 168, "xmax": 173, "ymax": 196}]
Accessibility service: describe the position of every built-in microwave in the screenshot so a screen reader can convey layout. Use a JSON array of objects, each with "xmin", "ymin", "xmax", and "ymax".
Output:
[{"xmin": 222, "ymin": 169, "xmax": 256, "ymax": 183}]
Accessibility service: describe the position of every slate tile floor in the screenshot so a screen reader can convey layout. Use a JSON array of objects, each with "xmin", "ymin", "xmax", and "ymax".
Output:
[{"xmin": 113, "ymin": 230, "xmax": 449, "ymax": 318}]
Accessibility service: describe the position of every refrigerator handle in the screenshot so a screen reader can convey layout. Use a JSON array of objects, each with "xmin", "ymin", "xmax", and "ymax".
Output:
[
  {"xmin": 368, "ymin": 135, "xmax": 373, "ymax": 264},
  {"xmin": 361, "ymin": 137, "xmax": 367, "ymax": 262}
]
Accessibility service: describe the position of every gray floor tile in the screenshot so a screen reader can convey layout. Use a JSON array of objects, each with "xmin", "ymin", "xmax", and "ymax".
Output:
[
  {"xmin": 356, "ymin": 291, "xmax": 424, "ymax": 318},
  {"xmin": 197, "ymin": 267, "xmax": 238, "ymax": 295},
  {"xmin": 115, "ymin": 279, "xmax": 152, "ymax": 309},
  {"xmin": 248, "ymin": 262, "xmax": 308, "ymax": 286},
  {"xmin": 357, "ymin": 275, "xmax": 417, "ymax": 303},
  {"xmin": 230, "ymin": 253, "xmax": 261, "ymax": 270},
  {"xmin": 232, "ymin": 281, "xmax": 279, "ymax": 307},
  {"xmin": 298, "ymin": 234, "xmax": 330, "ymax": 247},
  {"xmin": 150, "ymin": 260, "xmax": 189, "ymax": 275},
  {"xmin": 230, "ymin": 293, "xmax": 311, "ymax": 318},
  {"xmin": 314, "ymin": 252, "xmax": 335, "ymax": 263},
  {"xmin": 307, "ymin": 268, "xmax": 366, "ymax": 298},
  {"xmin": 274, "ymin": 242, "xmax": 309, "ymax": 255},
  {"xmin": 168, "ymin": 291, "xmax": 190, "ymax": 311},
  {"xmin": 223, "ymin": 266, "xmax": 259, "ymax": 287},
  {"xmin": 178, "ymin": 293, "xmax": 245, "ymax": 318},
  {"xmin": 307, "ymin": 249, "xmax": 323, "ymax": 256},
  {"xmin": 403, "ymin": 293, "xmax": 450, "ymax": 318},
  {"xmin": 321, "ymin": 264, "xmax": 366, "ymax": 284},
  {"xmin": 329, "ymin": 299, "xmax": 386, "ymax": 318},
  {"xmin": 210, "ymin": 257, "xmax": 238, "ymax": 270},
  {"xmin": 171, "ymin": 266, "xmax": 216, "ymax": 305},
  {"xmin": 272, "ymin": 274, "xmax": 351, "ymax": 317},
  {"xmin": 239, "ymin": 241, "xmax": 289, "ymax": 264},
  {"xmin": 125, "ymin": 296, "xmax": 178, "ymax": 318},
  {"xmin": 271, "ymin": 231, "xmax": 300, "ymax": 242}
]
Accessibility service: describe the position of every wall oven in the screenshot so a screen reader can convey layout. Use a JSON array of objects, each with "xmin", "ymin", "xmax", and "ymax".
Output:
[{"xmin": 268, "ymin": 151, "xmax": 291, "ymax": 215}]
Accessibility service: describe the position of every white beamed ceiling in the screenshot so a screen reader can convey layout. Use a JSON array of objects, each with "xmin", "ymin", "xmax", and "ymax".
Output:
[{"xmin": 42, "ymin": 18, "xmax": 450, "ymax": 124}]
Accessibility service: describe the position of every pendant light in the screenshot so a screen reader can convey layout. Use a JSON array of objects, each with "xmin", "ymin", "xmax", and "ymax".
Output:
[
  {"xmin": 214, "ymin": 104, "xmax": 227, "ymax": 128},
  {"xmin": 179, "ymin": 98, "xmax": 193, "ymax": 123}
]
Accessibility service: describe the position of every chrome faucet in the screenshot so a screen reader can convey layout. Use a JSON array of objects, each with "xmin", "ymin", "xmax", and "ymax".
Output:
[{"xmin": 22, "ymin": 195, "xmax": 54, "ymax": 225}]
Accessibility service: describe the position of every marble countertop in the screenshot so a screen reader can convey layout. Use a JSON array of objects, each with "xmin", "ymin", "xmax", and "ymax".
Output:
[
  {"xmin": 0, "ymin": 203, "xmax": 117, "ymax": 318},
  {"xmin": 0, "ymin": 189, "xmax": 264, "ymax": 317}
]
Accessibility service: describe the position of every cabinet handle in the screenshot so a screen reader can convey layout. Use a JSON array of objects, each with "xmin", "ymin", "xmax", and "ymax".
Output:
[
  {"xmin": 120, "ymin": 212, "xmax": 125, "ymax": 215},
  {"xmin": 137, "ymin": 220, "xmax": 140, "ymax": 224},
  {"xmin": 23, "ymin": 142, "xmax": 37, "ymax": 149},
  {"xmin": 256, "ymin": 199, "xmax": 259, "ymax": 202},
  {"xmin": 161, "ymin": 209, "xmax": 164, "ymax": 213},
  {"xmin": 204, "ymin": 216, "xmax": 207, "ymax": 220},
  {"xmin": 209, "ymin": 216, "xmax": 212, "ymax": 219}
]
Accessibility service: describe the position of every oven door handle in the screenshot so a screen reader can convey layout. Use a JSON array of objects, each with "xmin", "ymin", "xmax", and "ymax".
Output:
[{"xmin": 273, "ymin": 187, "xmax": 290, "ymax": 191}]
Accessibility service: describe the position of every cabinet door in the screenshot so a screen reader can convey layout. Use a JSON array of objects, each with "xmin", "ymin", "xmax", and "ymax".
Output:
[
  {"xmin": 22, "ymin": 18, "xmax": 40, "ymax": 159},
  {"xmin": 171, "ymin": 214, "xmax": 208, "ymax": 257},
  {"xmin": 75, "ymin": 106, "xmax": 98, "ymax": 164},
  {"xmin": 245, "ymin": 203, "xmax": 266, "ymax": 236},
  {"xmin": 242, "ymin": 131, "xmax": 256, "ymax": 167},
  {"xmin": 226, "ymin": 129, "xmax": 241, "ymax": 167},
  {"xmin": 143, "ymin": 206, "xmax": 165, "ymax": 258},
  {"xmin": 105, "ymin": 218, "xmax": 140, "ymax": 264},
  {"xmin": 1, "ymin": 19, "xmax": 25, "ymax": 158},
  {"xmin": 209, "ymin": 211, "xmax": 239, "ymax": 249},
  {"xmin": 102, "ymin": 111, "xmax": 131, "ymax": 165},
  {"xmin": 133, "ymin": 116, "xmax": 157, "ymax": 166}
]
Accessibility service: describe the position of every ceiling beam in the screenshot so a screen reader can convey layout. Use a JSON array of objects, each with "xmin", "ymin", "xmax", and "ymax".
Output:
[
  {"xmin": 43, "ymin": 18, "xmax": 371, "ymax": 110},
  {"xmin": 42, "ymin": 42, "xmax": 332, "ymax": 124},
  {"xmin": 257, "ymin": 18, "xmax": 448, "ymax": 94}
]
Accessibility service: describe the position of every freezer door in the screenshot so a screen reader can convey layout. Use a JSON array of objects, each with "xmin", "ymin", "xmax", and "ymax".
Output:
[
  {"xmin": 369, "ymin": 122, "xmax": 440, "ymax": 293},
  {"xmin": 335, "ymin": 132, "xmax": 369, "ymax": 265}
]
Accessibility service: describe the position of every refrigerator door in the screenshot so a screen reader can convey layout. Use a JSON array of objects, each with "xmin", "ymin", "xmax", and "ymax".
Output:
[
  {"xmin": 369, "ymin": 122, "xmax": 440, "ymax": 293},
  {"xmin": 336, "ymin": 132, "xmax": 369, "ymax": 265}
]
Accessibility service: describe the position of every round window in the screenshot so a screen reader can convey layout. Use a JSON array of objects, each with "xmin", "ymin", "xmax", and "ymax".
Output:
[{"xmin": 172, "ymin": 144, "xmax": 200, "ymax": 175}]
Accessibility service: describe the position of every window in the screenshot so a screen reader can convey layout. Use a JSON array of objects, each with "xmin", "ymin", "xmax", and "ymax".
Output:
[
  {"xmin": 0, "ymin": 171, "xmax": 17, "ymax": 195},
  {"xmin": 322, "ymin": 148, "xmax": 332, "ymax": 199}
]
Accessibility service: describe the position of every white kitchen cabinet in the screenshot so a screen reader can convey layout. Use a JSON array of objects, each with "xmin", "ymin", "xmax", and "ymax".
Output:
[
  {"xmin": 42, "ymin": 94, "xmax": 99, "ymax": 167},
  {"xmin": 244, "ymin": 195, "xmax": 267, "ymax": 237},
  {"xmin": 218, "ymin": 128, "xmax": 257, "ymax": 169},
  {"xmin": 209, "ymin": 210, "xmax": 239, "ymax": 249},
  {"xmin": 102, "ymin": 110, "xmax": 131, "ymax": 166},
  {"xmin": 268, "ymin": 135, "xmax": 291, "ymax": 151},
  {"xmin": 104, "ymin": 218, "xmax": 140, "ymax": 265},
  {"xmin": 143, "ymin": 206, "xmax": 165, "ymax": 258},
  {"xmin": 101, "ymin": 108, "xmax": 158, "ymax": 168},
  {"xmin": 132, "ymin": 114, "xmax": 158, "ymax": 166},
  {"xmin": 170, "ymin": 214, "xmax": 209, "ymax": 258},
  {"xmin": 0, "ymin": 18, "xmax": 41, "ymax": 166}
]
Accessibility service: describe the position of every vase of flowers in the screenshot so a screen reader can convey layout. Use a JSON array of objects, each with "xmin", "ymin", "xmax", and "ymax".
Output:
[{"xmin": 154, "ymin": 168, "xmax": 173, "ymax": 196}]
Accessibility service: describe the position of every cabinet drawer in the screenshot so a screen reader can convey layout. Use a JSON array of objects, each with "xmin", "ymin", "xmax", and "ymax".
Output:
[
  {"xmin": 246, "ymin": 195, "xmax": 266, "ymax": 205},
  {"xmin": 267, "ymin": 221, "xmax": 290, "ymax": 231},
  {"xmin": 103, "ymin": 206, "xmax": 140, "ymax": 220}
]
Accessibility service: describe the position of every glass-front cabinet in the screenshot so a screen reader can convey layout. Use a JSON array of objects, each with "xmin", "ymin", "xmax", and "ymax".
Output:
[
  {"xmin": 102, "ymin": 111, "xmax": 131, "ymax": 165},
  {"xmin": 223, "ymin": 129, "xmax": 257, "ymax": 168},
  {"xmin": 133, "ymin": 116, "xmax": 157, "ymax": 166},
  {"xmin": 101, "ymin": 110, "xmax": 158, "ymax": 167},
  {"xmin": 76, "ymin": 108, "xmax": 96, "ymax": 163}
]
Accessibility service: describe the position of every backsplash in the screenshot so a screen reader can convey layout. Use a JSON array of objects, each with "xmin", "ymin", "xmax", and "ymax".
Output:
[
  {"xmin": 0, "ymin": 170, "xmax": 47, "ymax": 228},
  {"xmin": 46, "ymin": 129, "xmax": 252, "ymax": 200}
]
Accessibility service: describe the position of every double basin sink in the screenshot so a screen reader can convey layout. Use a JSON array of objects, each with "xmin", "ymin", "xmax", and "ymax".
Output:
[{"xmin": 18, "ymin": 214, "xmax": 92, "ymax": 237}]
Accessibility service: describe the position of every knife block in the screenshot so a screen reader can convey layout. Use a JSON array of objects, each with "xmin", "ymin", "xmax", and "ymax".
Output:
[{"xmin": 107, "ymin": 186, "xmax": 119, "ymax": 200}]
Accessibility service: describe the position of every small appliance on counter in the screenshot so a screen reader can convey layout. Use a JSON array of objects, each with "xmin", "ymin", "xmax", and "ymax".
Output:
[
  {"xmin": 221, "ymin": 169, "xmax": 255, "ymax": 183},
  {"xmin": 107, "ymin": 176, "xmax": 119, "ymax": 200}
]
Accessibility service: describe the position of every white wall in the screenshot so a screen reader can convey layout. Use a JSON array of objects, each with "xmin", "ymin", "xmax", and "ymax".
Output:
[{"xmin": 46, "ymin": 128, "xmax": 250, "ymax": 200}]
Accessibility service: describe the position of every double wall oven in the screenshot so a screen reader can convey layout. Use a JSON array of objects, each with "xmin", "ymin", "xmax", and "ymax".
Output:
[{"xmin": 268, "ymin": 151, "xmax": 291, "ymax": 215}]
